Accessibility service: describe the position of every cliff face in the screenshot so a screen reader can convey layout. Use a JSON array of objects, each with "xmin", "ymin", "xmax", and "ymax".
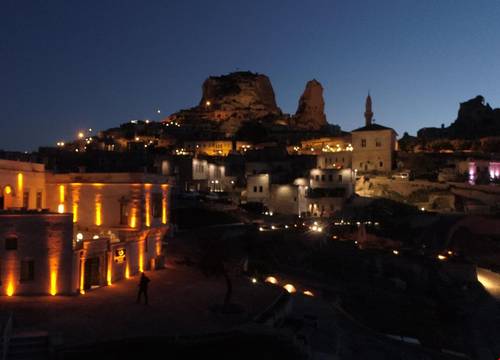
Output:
[
  {"xmin": 200, "ymin": 72, "xmax": 280, "ymax": 112},
  {"xmin": 165, "ymin": 71, "xmax": 283, "ymax": 137},
  {"xmin": 291, "ymin": 79, "xmax": 328, "ymax": 130},
  {"xmin": 417, "ymin": 96, "xmax": 500, "ymax": 140},
  {"xmin": 165, "ymin": 72, "xmax": 337, "ymax": 138}
]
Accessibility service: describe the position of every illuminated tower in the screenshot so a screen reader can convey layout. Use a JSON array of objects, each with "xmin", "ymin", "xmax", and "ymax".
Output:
[{"xmin": 364, "ymin": 93, "xmax": 373, "ymax": 126}]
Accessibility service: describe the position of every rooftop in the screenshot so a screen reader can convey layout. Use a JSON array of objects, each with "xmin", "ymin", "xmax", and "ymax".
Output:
[
  {"xmin": 46, "ymin": 172, "xmax": 170, "ymax": 185},
  {"xmin": 351, "ymin": 123, "xmax": 396, "ymax": 133},
  {"xmin": 0, "ymin": 159, "xmax": 45, "ymax": 173}
]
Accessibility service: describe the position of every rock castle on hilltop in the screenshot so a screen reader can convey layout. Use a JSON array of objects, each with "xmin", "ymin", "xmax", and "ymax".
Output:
[{"xmin": 164, "ymin": 71, "xmax": 329, "ymax": 137}]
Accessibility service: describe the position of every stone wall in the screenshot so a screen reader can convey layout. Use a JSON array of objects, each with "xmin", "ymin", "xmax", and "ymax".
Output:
[{"xmin": 0, "ymin": 213, "xmax": 74, "ymax": 295}]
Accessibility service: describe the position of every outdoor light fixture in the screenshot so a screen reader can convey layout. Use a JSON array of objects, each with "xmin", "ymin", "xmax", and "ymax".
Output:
[{"xmin": 265, "ymin": 276, "xmax": 278, "ymax": 284}]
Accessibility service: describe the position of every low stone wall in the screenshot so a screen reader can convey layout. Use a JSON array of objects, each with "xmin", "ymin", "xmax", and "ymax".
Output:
[{"xmin": 254, "ymin": 291, "xmax": 293, "ymax": 328}]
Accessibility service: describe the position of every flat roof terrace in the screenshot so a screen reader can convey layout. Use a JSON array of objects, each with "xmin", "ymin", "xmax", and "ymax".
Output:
[{"xmin": 46, "ymin": 172, "xmax": 169, "ymax": 184}]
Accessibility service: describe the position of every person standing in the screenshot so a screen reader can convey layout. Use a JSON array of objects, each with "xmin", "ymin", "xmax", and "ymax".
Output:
[{"xmin": 136, "ymin": 272, "xmax": 150, "ymax": 305}]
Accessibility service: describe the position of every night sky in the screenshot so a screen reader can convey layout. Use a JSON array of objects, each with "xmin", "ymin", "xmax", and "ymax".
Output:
[{"xmin": 2, "ymin": 0, "xmax": 500, "ymax": 151}]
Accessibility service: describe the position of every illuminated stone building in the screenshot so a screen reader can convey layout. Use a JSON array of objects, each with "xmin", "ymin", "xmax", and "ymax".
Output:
[
  {"xmin": 45, "ymin": 173, "xmax": 170, "ymax": 293},
  {"xmin": 351, "ymin": 95, "xmax": 397, "ymax": 173},
  {"xmin": 246, "ymin": 174, "xmax": 271, "ymax": 205},
  {"xmin": 165, "ymin": 157, "xmax": 232, "ymax": 192},
  {"xmin": 0, "ymin": 160, "xmax": 74, "ymax": 295},
  {"xmin": 306, "ymin": 168, "xmax": 355, "ymax": 217},
  {"xmin": 245, "ymin": 168, "xmax": 355, "ymax": 218},
  {"xmin": 0, "ymin": 211, "xmax": 74, "ymax": 295},
  {"xmin": 182, "ymin": 140, "xmax": 252, "ymax": 156},
  {"xmin": 0, "ymin": 159, "xmax": 46, "ymax": 210},
  {"xmin": 290, "ymin": 136, "xmax": 353, "ymax": 155}
]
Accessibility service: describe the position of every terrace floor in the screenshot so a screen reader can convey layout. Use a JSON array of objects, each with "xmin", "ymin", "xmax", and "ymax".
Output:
[{"xmin": 0, "ymin": 259, "xmax": 281, "ymax": 347}]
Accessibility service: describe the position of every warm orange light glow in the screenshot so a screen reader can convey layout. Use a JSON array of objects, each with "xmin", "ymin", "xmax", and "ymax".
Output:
[
  {"xmin": 139, "ymin": 239, "xmax": 145, "ymax": 272},
  {"xmin": 303, "ymin": 290, "xmax": 314, "ymax": 297},
  {"xmin": 72, "ymin": 203, "xmax": 78, "ymax": 222},
  {"xmin": 477, "ymin": 269, "xmax": 500, "ymax": 298},
  {"xmin": 283, "ymin": 284, "xmax": 296, "ymax": 294},
  {"xmin": 162, "ymin": 198, "xmax": 167, "ymax": 224},
  {"xmin": 72, "ymin": 185, "xmax": 80, "ymax": 223},
  {"xmin": 4, "ymin": 185, "xmax": 12, "ymax": 195},
  {"xmin": 139, "ymin": 253, "xmax": 144, "ymax": 273},
  {"xmin": 145, "ymin": 189, "xmax": 151, "ymax": 227},
  {"xmin": 57, "ymin": 204, "xmax": 65, "ymax": 213},
  {"xmin": 437, "ymin": 254, "xmax": 447, "ymax": 261},
  {"xmin": 125, "ymin": 263, "xmax": 130, "ymax": 279},
  {"xmin": 156, "ymin": 235, "xmax": 162, "ymax": 256},
  {"xmin": 265, "ymin": 276, "xmax": 278, "ymax": 284},
  {"xmin": 129, "ymin": 206, "xmax": 137, "ymax": 228},
  {"xmin": 95, "ymin": 200, "xmax": 102, "ymax": 226},
  {"xmin": 50, "ymin": 271, "xmax": 57, "ymax": 296},
  {"xmin": 107, "ymin": 264, "xmax": 112, "ymax": 286},
  {"xmin": 49, "ymin": 255, "xmax": 59, "ymax": 296},
  {"xmin": 79, "ymin": 257, "xmax": 85, "ymax": 295},
  {"xmin": 17, "ymin": 173, "xmax": 23, "ymax": 195},
  {"xmin": 6, "ymin": 280, "xmax": 14, "ymax": 296},
  {"xmin": 162, "ymin": 186, "xmax": 168, "ymax": 224},
  {"xmin": 59, "ymin": 185, "xmax": 65, "ymax": 203}
]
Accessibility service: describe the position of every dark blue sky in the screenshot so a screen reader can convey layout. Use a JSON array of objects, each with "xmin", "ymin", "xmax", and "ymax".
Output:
[{"xmin": 2, "ymin": 0, "xmax": 499, "ymax": 151}]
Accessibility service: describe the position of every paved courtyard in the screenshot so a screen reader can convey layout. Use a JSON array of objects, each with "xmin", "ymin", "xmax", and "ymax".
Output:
[{"xmin": 0, "ymin": 260, "xmax": 281, "ymax": 347}]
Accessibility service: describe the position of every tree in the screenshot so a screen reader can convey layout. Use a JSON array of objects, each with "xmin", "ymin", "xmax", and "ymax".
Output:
[{"xmin": 198, "ymin": 231, "xmax": 251, "ymax": 312}]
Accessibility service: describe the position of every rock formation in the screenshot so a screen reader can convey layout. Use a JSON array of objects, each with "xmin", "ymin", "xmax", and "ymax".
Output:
[
  {"xmin": 291, "ymin": 79, "xmax": 328, "ymax": 130},
  {"xmin": 165, "ymin": 71, "xmax": 283, "ymax": 137},
  {"xmin": 200, "ymin": 72, "xmax": 280, "ymax": 112},
  {"xmin": 417, "ymin": 95, "xmax": 500, "ymax": 140}
]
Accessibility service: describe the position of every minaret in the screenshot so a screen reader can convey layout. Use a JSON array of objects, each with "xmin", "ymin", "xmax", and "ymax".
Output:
[{"xmin": 364, "ymin": 93, "xmax": 373, "ymax": 127}]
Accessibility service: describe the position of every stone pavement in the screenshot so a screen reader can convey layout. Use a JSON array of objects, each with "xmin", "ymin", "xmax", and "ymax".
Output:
[{"xmin": 0, "ymin": 261, "xmax": 281, "ymax": 347}]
